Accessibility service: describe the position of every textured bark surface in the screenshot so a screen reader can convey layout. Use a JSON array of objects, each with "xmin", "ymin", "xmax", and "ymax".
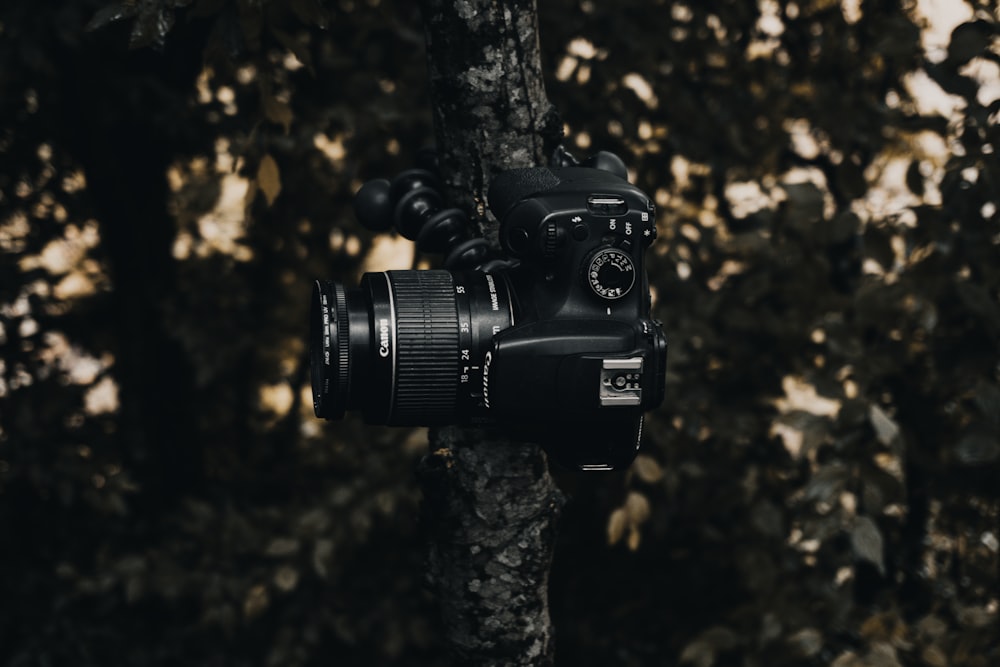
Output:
[
  {"xmin": 419, "ymin": 0, "xmax": 563, "ymax": 242},
  {"xmin": 416, "ymin": 1, "xmax": 565, "ymax": 665},
  {"xmin": 419, "ymin": 428, "xmax": 564, "ymax": 665}
]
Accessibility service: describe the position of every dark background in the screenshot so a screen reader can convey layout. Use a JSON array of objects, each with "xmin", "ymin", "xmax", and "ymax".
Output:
[{"xmin": 1, "ymin": 0, "xmax": 998, "ymax": 665}]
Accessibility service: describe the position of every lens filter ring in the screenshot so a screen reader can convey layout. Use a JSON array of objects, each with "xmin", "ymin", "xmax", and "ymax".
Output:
[{"xmin": 311, "ymin": 280, "xmax": 350, "ymax": 419}]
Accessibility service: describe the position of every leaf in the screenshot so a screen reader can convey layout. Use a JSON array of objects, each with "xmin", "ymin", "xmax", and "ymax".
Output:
[
  {"xmin": 86, "ymin": 3, "xmax": 137, "ymax": 32},
  {"xmin": 262, "ymin": 94, "xmax": 294, "ymax": 135},
  {"xmin": 750, "ymin": 500, "xmax": 784, "ymax": 538},
  {"xmin": 312, "ymin": 538, "xmax": 334, "ymax": 578},
  {"xmin": 607, "ymin": 507, "xmax": 627, "ymax": 546},
  {"xmin": 257, "ymin": 154, "xmax": 281, "ymax": 206},
  {"xmin": 973, "ymin": 381, "xmax": 1000, "ymax": 426},
  {"xmin": 869, "ymin": 404, "xmax": 900, "ymax": 446},
  {"xmin": 242, "ymin": 583, "xmax": 269, "ymax": 619},
  {"xmin": 804, "ymin": 463, "xmax": 849, "ymax": 504},
  {"xmin": 625, "ymin": 491, "xmax": 651, "ymax": 525},
  {"xmin": 627, "ymin": 525, "xmax": 641, "ymax": 551},
  {"xmin": 831, "ymin": 652, "xmax": 865, "ymax": 667},
  {"xmin": 905, "ymin": 160, "xmax": 924, "ymax": 197},
  {"xmin": 273, "ymin": 566, "xmax": 299, "ymax": 592},
  {"xmin": 632, "ymin": 454, "xmax": 664, "ymax": 483},
  {"xmin": 782, "ymin": 182, "xmax": 824, "ymax": 232},
  {"xmin": 954, "ymin": 428, "xmax": 1000, "ymax": 465},
  {"xmin": 264, "ymin": 537, "xmax": 299, "ymax": 557},
  {"xmin": 270, "ymin": 26, "xmax": 314, "ymax": 72},
  {"xmin": 860, "ymin": 464, "xmax": 903, "ymax": 514},
  {"xmin": 243, "ymin": 177, "xmax": 259, "ymax": 213},
  {"xmin": 786, "ymin": 627, "xmax": 823, "ymax": 657},
  {"xmin": 128, "ymin": 1, "xmax": 176, "ymax": 49},
  {"xmin": 860, "ymin": 610, "xmax": 907, "ymax": 643},
  {"xmin": 947, "ymin": 21, "xmax": 994, "ymax": 67},
  {"xmin": 680, "ymin": 627, "xmax": 738, "ymax": 667},
  {"xmin": 850, "ymin": 516, "xmax": 885, "ymax": 574},
  {"xmin": 921, "ymin": 646, "xmax": 948, "ymax": 667}
]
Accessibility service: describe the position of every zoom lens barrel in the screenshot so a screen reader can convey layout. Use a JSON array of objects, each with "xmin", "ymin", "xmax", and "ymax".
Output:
[
  {"xmin": 310, "ymin": 270, "xmax": 514, "ymax": 426},
  {"xmin": 387, "ymin": 271, "xmax": 459, "ymax": 421}
]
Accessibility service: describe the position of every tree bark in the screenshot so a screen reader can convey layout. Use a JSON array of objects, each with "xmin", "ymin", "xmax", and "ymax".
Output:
[
  {"xmin": 415, "ymin": 1, "xmax": 565, "ymax": 664},
  {"xmin": 419, "ymin": 0, "xmax": 563, "ymax": 243}
]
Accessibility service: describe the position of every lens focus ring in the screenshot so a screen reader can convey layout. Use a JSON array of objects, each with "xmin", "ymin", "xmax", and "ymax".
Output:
[
  {"xmin": 388, "ymin": 271, "xmax": 459, "ymax": 422},
  {"xmin": 332, "ymin": 282, "xmax": 350, "ymax": 401}
]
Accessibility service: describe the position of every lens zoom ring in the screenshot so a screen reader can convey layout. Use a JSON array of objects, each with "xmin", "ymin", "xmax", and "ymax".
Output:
[{"xmin": 390, "ymin": 271, "xmax": 458, "ymax": 421}]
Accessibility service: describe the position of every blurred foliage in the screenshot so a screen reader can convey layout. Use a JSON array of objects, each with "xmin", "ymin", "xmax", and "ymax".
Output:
[{"xmin": 1, "ymin": 0, "xmax": 998, "ymax": 665}]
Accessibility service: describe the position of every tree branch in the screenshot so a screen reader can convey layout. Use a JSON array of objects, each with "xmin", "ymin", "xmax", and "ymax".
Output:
[{"xmin": 416, "ymin": 1, "xmax": 564, "ymax": 664}]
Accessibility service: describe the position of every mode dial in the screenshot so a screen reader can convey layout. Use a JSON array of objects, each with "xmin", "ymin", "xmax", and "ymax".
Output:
[{"xmin": 585, "ymin": 247, "xmax": 636, "ymax": 300}]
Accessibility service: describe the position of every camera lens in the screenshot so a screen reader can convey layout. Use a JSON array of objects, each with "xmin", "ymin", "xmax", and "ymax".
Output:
[{"xmin": 310, "ymin": 270, "xmax": 514, "ymax": 425}]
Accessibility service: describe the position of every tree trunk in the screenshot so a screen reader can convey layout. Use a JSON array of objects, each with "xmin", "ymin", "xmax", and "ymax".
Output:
[
  {"xmin": 415, "ymin": 1, "xmax": 565, "ymax": 664},
  {"xmin": 419, "ymin": 0, "xmax": 563, "ymax": 242}
]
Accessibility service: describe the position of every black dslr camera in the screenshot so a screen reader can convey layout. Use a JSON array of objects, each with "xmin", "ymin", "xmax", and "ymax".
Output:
[{"xmin": 310, "ymin": 152, "xmax": 667, "ymax": 470}]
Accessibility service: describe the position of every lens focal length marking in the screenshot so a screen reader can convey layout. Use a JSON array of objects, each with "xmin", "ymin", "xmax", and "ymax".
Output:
[{"xmin": 454, "ymin": 272, "xmax": 514, "ymax": 420}]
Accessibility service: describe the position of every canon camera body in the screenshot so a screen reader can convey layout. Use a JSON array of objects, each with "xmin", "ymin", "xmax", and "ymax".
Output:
[{"xmin": 310, "ymin": 159, "xmax": 667, "ymax": 470}]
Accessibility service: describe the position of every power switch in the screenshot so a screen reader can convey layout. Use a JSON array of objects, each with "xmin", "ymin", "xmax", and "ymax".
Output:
[{"xmin": 587, "ymin": 195, "xmax": 628, "ymax": 216}]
